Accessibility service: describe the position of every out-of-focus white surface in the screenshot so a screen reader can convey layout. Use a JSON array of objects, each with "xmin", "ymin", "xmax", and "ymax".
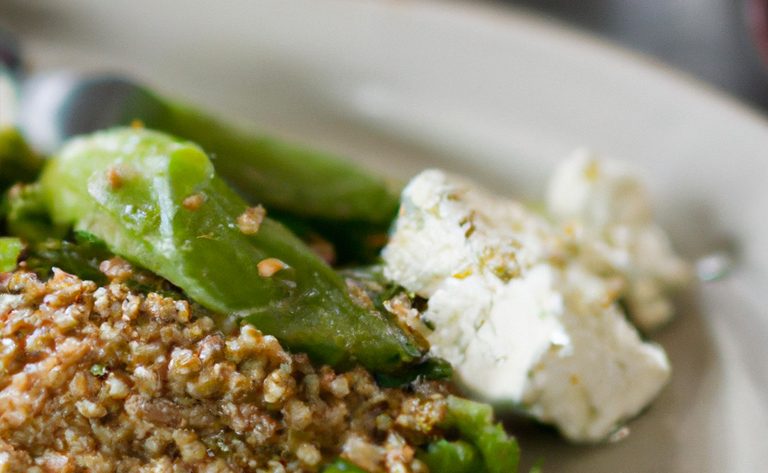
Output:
[
  {"xmin": 0, "ymin": 71, "xmax": 16, "ymax": 127},
  {"xmin": 3, "ymin": 0, "xmax": 767, "ymax": 471}
]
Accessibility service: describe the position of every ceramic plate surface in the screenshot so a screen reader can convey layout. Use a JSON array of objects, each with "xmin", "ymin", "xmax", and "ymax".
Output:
[{"xmin": 3, "ymin": 0, "xmax": 767, "ymax": 471}]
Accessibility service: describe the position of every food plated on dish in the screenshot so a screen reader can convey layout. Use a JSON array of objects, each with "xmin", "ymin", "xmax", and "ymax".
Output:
[{"xmin": 0, "ymin": 55, "xmax": 690, "ymax": 471}]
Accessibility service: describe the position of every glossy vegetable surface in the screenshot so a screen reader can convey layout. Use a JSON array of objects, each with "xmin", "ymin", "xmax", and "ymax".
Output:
[
  {"xmin": 321, "ymin": 460, "xmax": 369, "ymax": 473},
  {"xmin": 0, "ymin": 236, "xmax": 22, "ymax": 272},
  {"xmin": 444, "ymin": 396, "xmax": 521, "ymax": 473},
  {"xmin": 40, "ymin": 128, "xmax": 420, "ymax": 371},
  {"xmin": 418, "ymin": 440, "xmax": 485, "ymax": 473},
  {"xmin": 0, "ymin": 128, "xmax": 43, "ymax": 194},
  {"xmin": 2, "ymin": 182, "xmax": 65, "ymax": 242}
]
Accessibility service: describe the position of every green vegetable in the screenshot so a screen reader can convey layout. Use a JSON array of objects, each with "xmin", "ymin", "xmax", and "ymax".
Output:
[
  {"xmin": 440, "ymin": 396, "xmax": 520, "ymax": 473},
  {"xmin": 0, "ymin": 128, "xmax": 44, "ymax": 194},
  {"xmin": 2, "ymin": 183, "xmax": 66, "ymax": 242},
  {"xmin": 21, "ymin": 232, "xmax": 112, "ymax": 284},
  {"xmin": 375, "ymin": 357, "xmax": 453, "ymax": 388},
  {"xmin": 418, "ymin": 440, "xmax": 485, "ymax": 473},
  {"xmin": 0, "ymin": 128, "xmax": 49, "ymax": 238},
  {"xmin": 0, "ymin": 237, "xmax": 23, "ymax": 272},
  {"xmin": 21, "ymin": 232, "xmax": 178, "ymax": 296},
  {"xmin": 271, "ymin": 211, "xmax": 390, "ymax": 265},
  {"xmin": 60, "ymin": 77, "xmax": 400, "ymax": 225},
  {"xmin": 45, "ymin": 76, "xmax": 401, "ymax": 263},
  {"xmin": 40, "ymin": 128, "xmax": 420, "ymax": 371},
  {"xmin": 321, "ymin": 459, "xmax": 369, "ymax": 473}
]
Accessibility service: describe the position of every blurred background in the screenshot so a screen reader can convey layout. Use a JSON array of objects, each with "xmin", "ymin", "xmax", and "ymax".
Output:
[
  {"xmin": 3, "ymin": 0, "xmax": 768, "ymax": 113},
  {"xmin": 501, "ymin": 0, "xmax": 768, "ymax": 112}
]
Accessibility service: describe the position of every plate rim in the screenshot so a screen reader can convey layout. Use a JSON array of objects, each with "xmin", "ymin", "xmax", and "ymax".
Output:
[{"xmin": 394, "ymin": 0, "xmax": 768, "ymax": 132}]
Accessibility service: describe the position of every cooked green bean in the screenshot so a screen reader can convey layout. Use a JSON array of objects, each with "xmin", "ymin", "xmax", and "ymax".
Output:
[
  {"xmin": 35, "ymin": 75, "xmax": 399, "ymax": 224},
  {"xmin": 0, "ymin": 236, "xmax": 22, "ymax": 272},
  {"xmin": 40, "ymin": 127, "xmax": 421, "ymax": 371},
  {"xmin": 0, "ymin": 127, "xmax": 44, "ymax": 194},
  {"xmin": 418, "ymin": 440, "xmax": 485, "ymax": 473},
  {"xmin": 439, "ymin": 396, "xmax": 521, "ymax": 473}
]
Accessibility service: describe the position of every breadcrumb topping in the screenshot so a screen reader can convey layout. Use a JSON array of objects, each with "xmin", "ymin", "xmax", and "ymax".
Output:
[
  {"xmin": 182, "ymin": 192, "xmax": 207, "ymax": 211},
  {"xmin": 237, "ymin": 206, "xmax": 266, "ymax": 235},
  {"xmin": 257, "ymin": 258, "xmax": 287, "ymax": 278}
]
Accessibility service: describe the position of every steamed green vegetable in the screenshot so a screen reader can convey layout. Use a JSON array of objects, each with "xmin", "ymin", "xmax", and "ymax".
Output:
[
  {"xmin": 418, "ymin": 440, "xmax": 485, "ymax": 473},
  {"xmin": 24, "ymin": 234, "xmax": 185, "ymax": 296},
  {"xmin": 57, "ymin": 76, "xmax": 400, "ymax": 224},
  {"xmin": 23, "ymin": 237, "xmax": 110, "ymax": 284},
  {"xmin": 0, "ymin": 128, "xmax": 44, "ymax": 194},
  {"xmin": 40, "ymin": 128, "xmax": 421, "ymax": 371},
  {"xmin": 0, "ymin": 237, "xmax": 23, "ymax": 272},
  {"xmin": 2, "ymin": 183, "xmax": 65, "ymax": 242},
  {"xmin": 423, "ymin": 396, "xmax": 520, "ymax": 473}
]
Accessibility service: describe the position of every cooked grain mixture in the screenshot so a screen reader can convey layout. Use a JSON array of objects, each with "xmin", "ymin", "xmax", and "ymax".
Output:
[{"xmin": 0, "ymin": 265, "xmax": 450, "ymax": 472}]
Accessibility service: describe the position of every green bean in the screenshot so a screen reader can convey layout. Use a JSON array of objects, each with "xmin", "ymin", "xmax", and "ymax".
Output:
[
  {"xmin": 0, "ymin": 237, "xmax": 22, "ymax": 272},
  {"xmin": 418, "ymin": 440, "xmax": 485, "ymax": 473},
  {"xmin": 440, "ymin": 396, "xmax": 521, "ymax": 473},
  {"xmin": 2, "ymin": 183, "xmax": 65, "ymax": 242},
  {"xmin": 39, "ymin": 76, "xmax": 399, "ymax": 224},
  {"xmin": 40, "ymin": 127, "xmax": 421, "ymax": 372},
  {"xmin": 0, "ymin": 127, "xmax": 44, "ymax": 194}
]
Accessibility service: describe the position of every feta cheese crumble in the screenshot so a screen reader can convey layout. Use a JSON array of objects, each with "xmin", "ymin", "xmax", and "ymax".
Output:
[
  {"xmin": 547, "ymin": 150, "xmax": 690, "ymax": 331},
  {"xmin": 382, "ymin": 158, "xmax": 684, "ymax": 442}
]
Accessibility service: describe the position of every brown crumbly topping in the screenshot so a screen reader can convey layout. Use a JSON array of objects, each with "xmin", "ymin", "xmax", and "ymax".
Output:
[
  {"xmin": 98, "ymin": 257, "xmax": 134, "ymax": 283},
  {"xmin": 237, "ymin": 206, "xmax": 266, "ymax": 235},
  {"xmin": 105, "ymin": 166, "xmax": 124, "ymax": 190},
  {"xmin": 0, "ymin": 269, "xmax": 449, "ymax": 472},
  {"xmin": 182, "ymin": 193, "xmax": 207, "ymax": 211},
  {"xmin": 383, "ymin": 295, "xmax": 430, "ymax": 345},
  {"xmin": 257, "ymin": 258, "xmax": 287, "ymax": 278}
]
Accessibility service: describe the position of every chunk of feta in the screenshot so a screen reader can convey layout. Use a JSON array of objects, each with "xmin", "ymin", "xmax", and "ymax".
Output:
[
  {"xmin": 382, "ymin": 168, "xmax": 673, "ymax": 442},
  {"xmin": 547, "ymin": 150, "xmax": 690, "ymax": 331}
]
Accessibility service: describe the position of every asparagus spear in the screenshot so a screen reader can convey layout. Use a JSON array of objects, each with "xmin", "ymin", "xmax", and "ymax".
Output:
[{"xmin": 40, "ymin": 127, "xmax": 420, "ymax": 372}]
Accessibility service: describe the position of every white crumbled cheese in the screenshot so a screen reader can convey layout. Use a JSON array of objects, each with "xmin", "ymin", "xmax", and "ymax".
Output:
[
  {"xmin": 382, "ymin": 167, "xmax": 676, "ymax": 442},
  {"xmin": 547, "ymin": 150, "xmax": 690, "ymax": 331}
]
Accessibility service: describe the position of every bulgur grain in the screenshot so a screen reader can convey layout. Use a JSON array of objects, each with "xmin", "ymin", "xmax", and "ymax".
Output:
[
  {"xmin": 182, "ymin": 192, "xmax": 207, "ymax": 211},
  {"xmin": 0, "ymin": 269, "xmax": 452, "ymax": 472},
  {"xmin": 237, "ymin": 205, "xmax": 266, "ymax": 235},
  {"xmin": 257, "ymin": 258, "xmax": 287, "ymax": 278}
]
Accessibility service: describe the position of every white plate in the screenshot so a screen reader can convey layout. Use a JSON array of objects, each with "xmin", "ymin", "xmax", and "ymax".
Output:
[{"xmin": 5, "ymin": 0, "xmax": 768, "ymax": 471}]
